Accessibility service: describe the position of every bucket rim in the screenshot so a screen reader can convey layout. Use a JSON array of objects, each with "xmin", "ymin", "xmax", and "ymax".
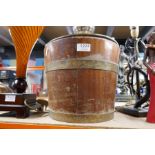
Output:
[{"xmin": 47, "ymin": 33, "xmax": 119, "ymax": 45}]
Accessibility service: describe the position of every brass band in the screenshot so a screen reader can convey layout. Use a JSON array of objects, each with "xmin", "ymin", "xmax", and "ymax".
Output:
[
  {"xmin": 45, "ymin": 58, "xmax": 118, "ymax": 73},
  {"xmin": 49, "ymin": 111, "xmax": 114, "ymax": 123}
]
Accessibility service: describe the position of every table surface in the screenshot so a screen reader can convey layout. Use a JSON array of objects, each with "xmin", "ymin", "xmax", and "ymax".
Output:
[{"xmin": 0, "ymin": 110, "xmax": 155, "ymax": 129}]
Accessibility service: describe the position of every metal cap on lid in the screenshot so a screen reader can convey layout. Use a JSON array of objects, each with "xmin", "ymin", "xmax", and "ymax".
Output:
[{"xmin": 73, "ymin": 26, "xmax": 95, "ymax": 34}]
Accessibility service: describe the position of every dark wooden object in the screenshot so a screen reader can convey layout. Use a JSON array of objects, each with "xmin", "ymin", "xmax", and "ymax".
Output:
[
  {"xmin": 44, "ymin": 34, "xmax": 120, "ymax": 123},
  {"xmin": 0, "ymin": 93, "xmax": 36, "ymax": 118}
]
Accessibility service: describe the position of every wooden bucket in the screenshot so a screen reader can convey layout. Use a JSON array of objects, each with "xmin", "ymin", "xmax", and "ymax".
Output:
[{"xmin": 44, "ymin": 34, "xmax": 120, "ymax": 123}]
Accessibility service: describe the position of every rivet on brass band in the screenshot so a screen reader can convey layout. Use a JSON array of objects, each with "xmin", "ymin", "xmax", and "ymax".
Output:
[{"xmin": 45, "ymin": 59, "xmax": 118, "ymax": 73}]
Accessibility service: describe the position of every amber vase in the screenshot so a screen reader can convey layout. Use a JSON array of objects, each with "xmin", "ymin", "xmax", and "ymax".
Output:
[{"xmin": 9, "ymin": 26, "xmax": 44, "ymax": 93}]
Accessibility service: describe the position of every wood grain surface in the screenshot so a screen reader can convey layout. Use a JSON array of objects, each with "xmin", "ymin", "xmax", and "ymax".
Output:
[
  {"xmin": 44, "ymin": 34, "xmax": 120, "ymax": 122},
  {"xmin": 9, "ymin": 26, "xmax": 44, "ymax": 78}
]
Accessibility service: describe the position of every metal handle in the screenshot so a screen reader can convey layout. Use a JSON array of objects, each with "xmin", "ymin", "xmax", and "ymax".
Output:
[{"xmin": 24, "ymin": 99, "xmax": 43, "ymax": 112}]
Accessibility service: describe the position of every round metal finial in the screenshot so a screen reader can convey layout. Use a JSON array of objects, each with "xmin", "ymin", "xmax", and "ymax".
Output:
[{"xmin": 73, "ymin": 26, "xmax": 95, "ymax": 34}]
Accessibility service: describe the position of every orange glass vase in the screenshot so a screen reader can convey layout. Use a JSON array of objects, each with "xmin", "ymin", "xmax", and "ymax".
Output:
[{"xmin": 9, "ymin": 26, "xmax": 44, "ymax": 93}]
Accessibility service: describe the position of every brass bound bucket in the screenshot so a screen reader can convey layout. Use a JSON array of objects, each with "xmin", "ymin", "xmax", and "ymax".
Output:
[{"xmin": 44, "ymin": 34, "xmax": 120, "ymax": 123}]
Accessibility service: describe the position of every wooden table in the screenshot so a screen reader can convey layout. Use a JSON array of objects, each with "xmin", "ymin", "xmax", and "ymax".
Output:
[{"xmin": 0, "ymin": 111, "xmax": 155, "ymax": 129}]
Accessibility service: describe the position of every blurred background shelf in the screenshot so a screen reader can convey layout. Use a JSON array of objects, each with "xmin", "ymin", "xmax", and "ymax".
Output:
[{"xmin": 0, "ymin": 66, "xmax": 44, "ymax": 71}]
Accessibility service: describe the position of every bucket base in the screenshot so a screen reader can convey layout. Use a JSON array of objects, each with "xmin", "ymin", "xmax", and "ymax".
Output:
[{"xmin": 49, "ymin": 111, "xmax": 114, "ymax": 123}]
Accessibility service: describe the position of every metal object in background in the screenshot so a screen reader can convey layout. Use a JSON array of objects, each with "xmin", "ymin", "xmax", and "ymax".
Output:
[
  {"xmin": 116, "ymin": 26, "xmax": 150, "ymax": 117},
  {"xmin": 0, "ymin": 82, "xmax": 13, "ymax": 93},
  {"xmin": 117, "ymin": 45, "xmax": 129, "ymax": 95},
  {"xmin": 0, "ymin": 70, "xmax": 16, "ymax": 89},
  {"xmin": 73, "ymin": 26, "xmax": 95, "ymax": 34}
]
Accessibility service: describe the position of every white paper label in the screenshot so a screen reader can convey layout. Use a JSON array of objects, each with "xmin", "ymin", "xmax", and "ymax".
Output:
[
  {"xmin": 77, "ymin": 43, "xmax": 91, "ymax": 52},
  {"xmin": 5, "ymin": 95, "xmax": 16, "ymax": 102}
]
